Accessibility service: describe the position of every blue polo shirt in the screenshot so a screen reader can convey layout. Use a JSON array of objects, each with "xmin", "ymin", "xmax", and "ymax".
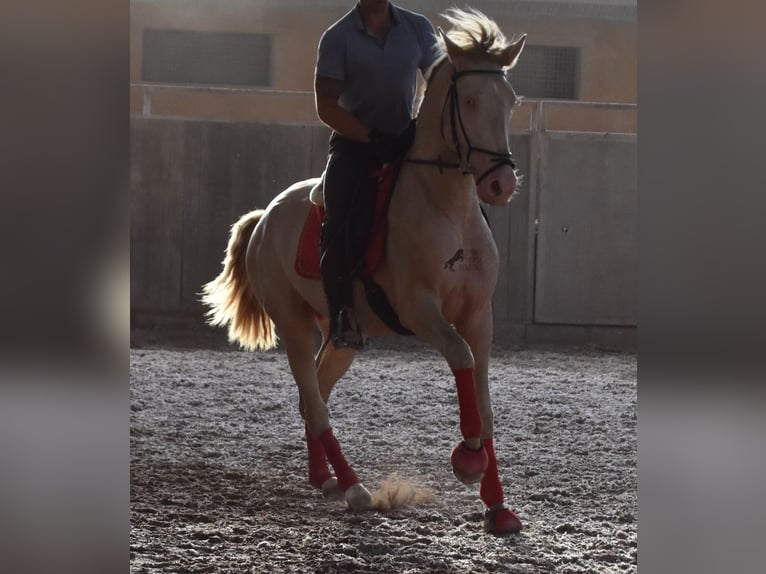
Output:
[{"xmin": 315, "ymin": 2, "xmax": 441, "ymax": 134}]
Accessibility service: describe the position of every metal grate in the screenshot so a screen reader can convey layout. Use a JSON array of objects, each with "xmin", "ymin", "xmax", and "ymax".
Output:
[
  {"xmin": 142, "ymin": 29, "xmax": 272, "ymax": 87},
  {"xmin": 510, "ymin": 45, "xmax": 579, "ymax": 100}
]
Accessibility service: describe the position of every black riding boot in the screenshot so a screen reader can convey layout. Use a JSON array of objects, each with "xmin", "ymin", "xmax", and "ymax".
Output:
[{"xmin": 319, "ymin": 224, "xmax": 363, "ymax": 350}]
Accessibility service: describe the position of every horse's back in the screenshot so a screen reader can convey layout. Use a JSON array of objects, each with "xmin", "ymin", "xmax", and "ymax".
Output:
[
  {"xmin": 266, "ymin": 177, "xmax": 321, "ymax": 212},
  {"xmin": 254, "ymin": 177, "xmax": 316, "ymax": 232}
]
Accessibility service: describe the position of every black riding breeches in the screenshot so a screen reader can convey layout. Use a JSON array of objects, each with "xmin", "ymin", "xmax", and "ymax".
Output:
[{"xmin": 320, "ymin": 132, "xmax": 379, "ymax": 322}]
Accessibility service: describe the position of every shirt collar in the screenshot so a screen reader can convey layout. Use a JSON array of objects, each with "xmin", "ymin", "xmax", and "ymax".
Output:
[{"xmin": 352, "ymin": 2, "xmax": 401, "ymax": 32}]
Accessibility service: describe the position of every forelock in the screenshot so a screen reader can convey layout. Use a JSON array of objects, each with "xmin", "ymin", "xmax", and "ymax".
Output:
[{"xmin": 437, "ymin": 7, "xmax": 511, "ymax": 58}]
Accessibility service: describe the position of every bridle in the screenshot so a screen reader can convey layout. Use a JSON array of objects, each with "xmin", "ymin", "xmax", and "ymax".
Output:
[
  {"xmin": 405, "ymin": 64, "xmax": 517, "ymax": 185},
  {"xmin": 446, "ymin": 69, "xmax": 518, "ymax": 184}
]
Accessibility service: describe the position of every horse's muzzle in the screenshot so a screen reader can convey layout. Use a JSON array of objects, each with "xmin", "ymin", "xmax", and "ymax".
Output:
[{"xmin": 478, "ymin": 165, "xmax": 517, "ymax": 205}]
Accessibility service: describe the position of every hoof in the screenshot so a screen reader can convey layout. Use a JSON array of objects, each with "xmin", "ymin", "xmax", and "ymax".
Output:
[
  {"xmin": 451, "ymin": 441, "xmax": 489, "ymax": 484},
  {"xmin": 309, "ymin": 469, "xmax": 334, "ymax": 490},
  {"xmin": 320, "ymin": 477, "xmax": 343, "ymax": 500},
  {"xmin": 484, "ymin": 504, "xmax": 523, "ymax": 535},
  {"xmin": 345, "ymin": 483, "xmax": 372, "ymax": 512}
]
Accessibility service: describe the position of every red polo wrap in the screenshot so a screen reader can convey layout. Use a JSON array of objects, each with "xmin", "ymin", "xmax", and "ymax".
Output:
[
  {"xmin": 317, "ymin": 427, "xmax": 360, "ymax": 491},
  {"xmin": 305, "ymin": 425, "xmax": 333, "ymax": 488},
  {"xmin": 480, "ymin": 438, "xmax": 504, "ymax": 507},
  {"xmin": 452, "ymin": 367, "xmax": 482, "ymax": 439}
]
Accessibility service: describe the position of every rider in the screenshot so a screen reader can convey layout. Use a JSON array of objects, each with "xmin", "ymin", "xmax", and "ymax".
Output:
[{"xmin": 314, "ymin": 0, "xmax": 441, "ymax": 349}]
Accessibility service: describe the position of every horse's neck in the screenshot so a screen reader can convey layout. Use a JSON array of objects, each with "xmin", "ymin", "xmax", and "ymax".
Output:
[
  {"xmin": 406, "ymin": 60, "xmax": 478, "ymax": 225},
  {"xmin": 411, "ymin": 59, "xmax": 455, "ymax": 163}
]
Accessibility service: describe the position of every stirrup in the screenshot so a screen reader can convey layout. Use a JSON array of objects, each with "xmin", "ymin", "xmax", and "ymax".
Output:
[{"xmin": 332, "ymin": 307, "xmax": 364, "ymax": 350}]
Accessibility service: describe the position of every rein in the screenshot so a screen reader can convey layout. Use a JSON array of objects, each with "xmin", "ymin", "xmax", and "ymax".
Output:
[
  {"xmin": 403, "ymin": 156, "xmax": 463, "ymax": 174},
  {"xmin": 404, "ymin": 66, "xmax": 516, "ymax": 184}
]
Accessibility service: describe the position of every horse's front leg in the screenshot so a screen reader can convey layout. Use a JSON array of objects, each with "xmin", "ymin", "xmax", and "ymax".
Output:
[
  {"xmin": 399, "ymin": 296, "xmax": 489, "ymax": 484},
  {"xmin": 458, "ymin": 309, "xmax": 523, "ymax": 535}
]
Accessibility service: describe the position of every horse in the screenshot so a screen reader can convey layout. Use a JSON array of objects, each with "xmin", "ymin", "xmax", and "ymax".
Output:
[{"xmin": 202, "ymin": 8, "xmax": 526, "ymax": 535}]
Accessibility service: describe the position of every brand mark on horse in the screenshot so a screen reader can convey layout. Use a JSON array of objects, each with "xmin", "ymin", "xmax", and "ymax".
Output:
[{"xmin": 444, "ymin": 249, "xmax": 465, "ymax": 271}]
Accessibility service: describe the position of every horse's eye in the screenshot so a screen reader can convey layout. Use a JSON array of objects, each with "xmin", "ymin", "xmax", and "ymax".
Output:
[{"xmin": 463, "ymin": 97, "xmax": 475, "ymax": 106}]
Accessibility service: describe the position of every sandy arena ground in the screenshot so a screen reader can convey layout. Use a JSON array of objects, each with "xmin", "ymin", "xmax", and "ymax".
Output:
[{"xmin": 130, "ymin": 343, "xmax": 636, "ymax": 573}]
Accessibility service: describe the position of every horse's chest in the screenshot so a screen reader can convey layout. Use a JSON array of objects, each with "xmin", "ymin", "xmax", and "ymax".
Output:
[
  {"xmin": 439, "ymin": 245, "xmax": 497, "ymax": 316},
  {"xmin": 385, "ymin": 210, "xmax": 498, "ymax": 318}
]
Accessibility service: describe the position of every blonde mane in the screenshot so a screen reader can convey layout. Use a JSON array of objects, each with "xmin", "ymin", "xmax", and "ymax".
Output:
[{"xmin": 436, "ymin": 7, "xmax": 521, "ymax": 68}]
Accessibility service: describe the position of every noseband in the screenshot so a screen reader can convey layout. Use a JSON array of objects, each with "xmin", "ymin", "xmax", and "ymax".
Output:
[
  {"xmin": 445, "ymin": 70, "xmax": 517, "ymax": 185},
  {"xmin": 405, "ymin": 66, "xmax": 517, "ymax": 186}
]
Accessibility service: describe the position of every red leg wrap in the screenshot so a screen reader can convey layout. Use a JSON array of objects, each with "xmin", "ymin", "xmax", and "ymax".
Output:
[
  {"xmin": 453, "ymin": 368, "xmax": 482, "ymax": 439},
  {"xmin": 479, "ymin": 439, "xmax": 523, "ymax": 534},
  {"xmin": 480, "ymin": 438, "xmax": 504, "ymax": 508},
  {"xmin": 305, "ymin": 425, "xmax": 333, "ymax": 489},
  {"xmin": 317, "ymin": 427, "xmax": 360, "ymax": 492}
]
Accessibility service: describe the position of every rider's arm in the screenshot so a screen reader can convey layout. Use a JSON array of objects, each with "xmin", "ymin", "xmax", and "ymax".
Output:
[{"xmin": 314, "ymin": 75, "xmax": 371, "ymax": 143}]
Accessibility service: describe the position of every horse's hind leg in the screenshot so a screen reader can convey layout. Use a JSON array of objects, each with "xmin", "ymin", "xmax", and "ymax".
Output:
[
  {"xmin": 279, "ymin": 306, "xmax": 371, "ymax": 511},
  {"xmin": 301, "ymin": 319, "xmax": 357, "ymax": 498},
  {"xmin": 315, "ymin": 319, "xmax": 357, "ymax": 403}
]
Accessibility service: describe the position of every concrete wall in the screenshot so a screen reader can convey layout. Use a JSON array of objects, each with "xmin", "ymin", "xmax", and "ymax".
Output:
[
  {"xmin": 131, "ymin": 2, "xmax": 635, "ymax": 98},
  {"xmin": 131, "ymin": 114, "xmax": 637, "ymax": 347},
  {"xmin": 130, "ymin": 0, "xmax": 636, "ymax": 128}
]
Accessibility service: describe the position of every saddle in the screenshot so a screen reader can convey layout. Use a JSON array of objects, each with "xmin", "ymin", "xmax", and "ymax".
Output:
[
  {"xmin": 295, "ymin": 162, "xmax": 397, "ymax": 280},
  {"xmin": 295, "ymin": 161, "xmax": 413, "ymax": 336}
]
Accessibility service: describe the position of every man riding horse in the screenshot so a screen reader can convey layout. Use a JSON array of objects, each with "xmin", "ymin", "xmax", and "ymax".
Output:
[
  {"xmin": 314, "ymin": 0, "xmax": 441, "ymax": 349},
  {"xmin": 203, "ymin": 5, "xmax": 526, "ymax": 535}
]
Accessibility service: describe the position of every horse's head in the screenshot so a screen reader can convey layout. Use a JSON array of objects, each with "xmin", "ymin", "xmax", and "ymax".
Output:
[{"xmin": 436, "ymin": 9, "xmax": 526, "ymax": 206}]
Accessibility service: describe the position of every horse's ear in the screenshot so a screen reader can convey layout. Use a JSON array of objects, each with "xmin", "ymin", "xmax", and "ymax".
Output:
[
  {"xmin": 503, "ymin": 34, "xmax": 527, "ymax": 69},
  {"xmin": 438, "ymin": 27, "xmax": 462, "ymax": 61}
]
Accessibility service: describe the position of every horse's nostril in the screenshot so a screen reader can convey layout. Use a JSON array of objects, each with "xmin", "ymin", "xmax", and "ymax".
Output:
[{"xmin": 491, "ymin": 180, "xmax": 502, "ymax": 196}]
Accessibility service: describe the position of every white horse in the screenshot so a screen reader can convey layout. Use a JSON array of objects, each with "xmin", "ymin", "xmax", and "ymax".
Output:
[{"xmin": 202, "ymin": 8, "xmax": 526, "ymax": 535}]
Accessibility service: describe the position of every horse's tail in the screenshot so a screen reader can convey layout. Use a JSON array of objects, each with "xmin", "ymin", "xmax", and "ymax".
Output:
[{"xmin": 200, "ymin": 209, "xmax": 278, "ymax": 351}]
